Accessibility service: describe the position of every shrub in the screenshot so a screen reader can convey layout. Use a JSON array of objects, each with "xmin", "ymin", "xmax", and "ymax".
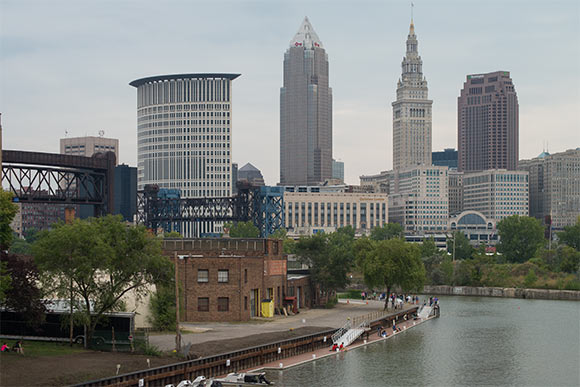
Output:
[
  {"xmin": 337, "ymin": 289, "xmax": 363, "ymax": 299},
  {"xmin": 564, "ymin": 280, "xmax": 580, "ymax": 291},
  {"xmin": 325, "ymin": 296, "xmax": 338, "ymax": 309},
  {"xmin": 138, "ymin": 342, "xmax": 162, "ymax": 356},
  {"xmin": 149, "ymin": 285, "xmax": 176, "ymax": 331},
  {"xmin": 523, "ymin": 268, "xmax": 538, "ymax": 288}
]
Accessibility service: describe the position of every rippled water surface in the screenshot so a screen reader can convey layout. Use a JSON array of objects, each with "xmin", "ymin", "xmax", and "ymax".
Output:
[{"xmin": 266, "ymin": 296, "xmax": 580, "ymax": 387}]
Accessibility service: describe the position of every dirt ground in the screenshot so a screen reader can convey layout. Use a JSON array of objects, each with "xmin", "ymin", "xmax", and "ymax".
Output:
[
  {"xmin": 0, "ymin": 351, "xmax": 179, "ymax": 387},
  {"xmin": 0, "ymin": 327, "xmax": 332, "ymax": 387},
  {"xmin": 187, "ymin": 326, "xmax": 332, "ymax": 358}
]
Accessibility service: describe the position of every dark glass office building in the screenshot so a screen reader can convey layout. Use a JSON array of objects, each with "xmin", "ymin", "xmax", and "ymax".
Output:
[
  {"xmin": 114, "ymin": 164, "xmax": 137, "ymax": 222},
  {"xmin": 432, "ymin": 148, "xmax": 458, "ymax": 169}
]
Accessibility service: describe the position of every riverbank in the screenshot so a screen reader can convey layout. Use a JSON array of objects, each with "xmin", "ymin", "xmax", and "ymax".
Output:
[
  {"xmin": 423, "ymin": 285, "xmax": 580, "ymax": 300},
  {"xmin": 249, "ymin": 309, "xmax": 438, "ymax": 373}
]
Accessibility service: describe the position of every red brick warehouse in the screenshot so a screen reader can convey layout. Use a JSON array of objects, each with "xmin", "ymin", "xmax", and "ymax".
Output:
[{"xmin": 163, "ymin": 238, "xmax": 287, "ymax": 322}]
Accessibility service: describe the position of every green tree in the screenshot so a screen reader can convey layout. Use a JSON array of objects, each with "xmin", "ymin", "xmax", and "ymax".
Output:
[
  {"xmin": 0, "ymin": 261, "xmax": 11, "ymax": 302},
  {"xmin": 446, "ymin": 231, "xmax": 474, "ymax": 260},
  {"xmin": 33, "ymin": 215, "xmax": 172, "ymax": 346},
  {"xmin": 0, "ymin": 190, "xmax": 18, "ymax": 250},
  {"xmin": 149, "ymin": 284, "xmax": 176, "ymax": 331},
  {"xmin": 270, "ymin": 228, "xmax": 287, "ymax": 239},
  {"xmin": 0, "ymin": 190, "xmax": 18, "ymax": 301},
  {"xmin": 523, "ymin": 268, "xmax": 538, "ymax": 288},
  {"xmin": 0, "ymin": 251, "xmax": 46, "ymax": 325},
  {"xmin": 420, "ymin": 237, "xmax": 442, "ymax": 258},
  {"xmin": 558, "ymin": 217, "xmax": 580, "ymax": 251},
  {"xmin": 497, "ymin": 215, "xmax": 545, "ymax": 263},
  {"xmin": 9, "ymin": 228, "xmax": 40, "ymax": 255},
  {"xmin": 439, "ymin": 257, "xmax": 454, "ymax": 285},
  {"xmin": 559, "ymin": 246, "xmax": 580, "ymax": 273},
  {"xmin": 370, "ymin": 223, "xmax": 404, "ymax": 241},
  {"xmin": 163, "ymin": 231, "xmax": 182, "ymax": 238},
  {"xmin": 9, "ymin": 237, "xmax": 32, "ymax": 255},
  {"xmin": 355, "ymin": 238, "xmax": 425, "ymax": 309},
  {"xmin": 224, "ymin": 221, "xmax": 260, "ymax": 238},
  {"xmin": 294, "ymin": 228, "xmax": 355, "ymax": 300}
]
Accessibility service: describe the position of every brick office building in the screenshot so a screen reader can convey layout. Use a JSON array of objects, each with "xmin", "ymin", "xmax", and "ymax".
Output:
[{"xmin": 163, "ymin": 238, "xmax": 288, "ymax": 322}]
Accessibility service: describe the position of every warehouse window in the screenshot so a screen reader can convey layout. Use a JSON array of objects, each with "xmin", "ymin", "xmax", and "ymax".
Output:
[
  {"xmin": 198, "ymin": 297, "xmax": 209, "ymax": 312},
  {"xmin": 217, "ymin": 297, "xmax": 229, "ymax": 312},
  {"xmin": 218, "ymin": 270, "xmax": 229, "ymax": 283},
  {"xmin": 197, "ymin": 269, "xmax": 209, "ymax": 283}
]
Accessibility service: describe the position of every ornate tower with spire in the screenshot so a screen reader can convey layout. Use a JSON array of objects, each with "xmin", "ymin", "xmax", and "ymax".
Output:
[
  {"xmin": 280, "ymin": 17, "xmax": 332, "ymax": 185},
  {"xmin": 392, "ymin": 18, "xmax": 432, "ymax": 170}
]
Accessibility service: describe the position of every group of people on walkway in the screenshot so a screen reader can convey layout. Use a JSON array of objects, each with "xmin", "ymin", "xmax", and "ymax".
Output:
[
  {"xmin": 1, "ymin": 340, "xmax": 24, "ymax": 355},
  {"xmin": 383, "ymin": 293, "xmax": 420, "ymax": 310},
  {"xmin": 426, "ymin": 296, "xmax": 439, "ymax": 307},
  {"xmin": 330, "ymin": 342, "xmax": 345, "ymax": 351}
]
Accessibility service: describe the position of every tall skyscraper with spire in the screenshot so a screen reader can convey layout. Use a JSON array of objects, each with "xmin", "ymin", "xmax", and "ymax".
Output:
[
  {"xmin": 280, "ymin": 17, "xmax": 332, "ymax": 185},
  {"xmin": 392, "ymin": 19, "xmax": 432, "ymax": 171}
]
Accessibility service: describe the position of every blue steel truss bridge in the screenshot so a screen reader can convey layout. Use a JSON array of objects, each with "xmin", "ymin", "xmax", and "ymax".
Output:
[{"xmin": 137, "ymin": 183, "xmax": 284, "ymax": 237}]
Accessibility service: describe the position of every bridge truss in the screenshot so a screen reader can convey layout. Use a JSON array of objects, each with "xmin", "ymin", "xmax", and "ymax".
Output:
[
  {"xmin": 137, "ymin": 183, "xmax": 284, "ymax": 237},
  {"xmin": 1, "ymin": 150, "xmax": 115, "ymax": 216}
]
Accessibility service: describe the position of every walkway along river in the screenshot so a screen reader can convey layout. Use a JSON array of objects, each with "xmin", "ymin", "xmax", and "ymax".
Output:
[{"xmin": 265, "ymin": 296, "xmax": 580, "ymax": 387}]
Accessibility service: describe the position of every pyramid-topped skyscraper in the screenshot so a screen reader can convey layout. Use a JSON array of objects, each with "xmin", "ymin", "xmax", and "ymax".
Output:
[
  {"xmin": 392, "ymin": 19, "xmax": 433, "ymax": 170},
  {"xmin": 280, "ymin": 17, "xmax": 332, "ymax": 185}
]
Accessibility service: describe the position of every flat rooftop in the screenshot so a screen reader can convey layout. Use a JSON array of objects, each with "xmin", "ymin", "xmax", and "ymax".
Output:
[{"xmin": 130, "ymin": 73, "xmax": 241, "ymax": 88}]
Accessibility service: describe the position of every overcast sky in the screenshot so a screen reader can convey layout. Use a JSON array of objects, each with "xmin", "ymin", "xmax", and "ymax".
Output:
[{"xmin": 1, "ymin": 0, "xmax": 579, "ymax": 185}]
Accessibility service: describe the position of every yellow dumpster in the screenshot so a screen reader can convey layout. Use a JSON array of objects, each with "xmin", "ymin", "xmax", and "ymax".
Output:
[{"xmin": 261, "ymin": 299, "xmax": 274, "ymax": 318}]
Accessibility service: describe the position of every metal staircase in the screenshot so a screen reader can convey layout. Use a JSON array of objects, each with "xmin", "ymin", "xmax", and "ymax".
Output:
[
  {"xmin": 417, "ymin": 305, "xmax": 433, "ymax": 319},
  {"xmin": 332, "ymin": 320, "xmax": 352, "ymax": 344},
  {"xmin": 333, "ymin": 321, "xmax": 369, "ymax": 347}
]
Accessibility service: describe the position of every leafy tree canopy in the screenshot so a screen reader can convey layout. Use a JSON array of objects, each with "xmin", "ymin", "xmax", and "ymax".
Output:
[
  {"xmin": 447, "ymin": 231, "xmax": 474, "ymax": 260},
  {"xmin": 32, "ymin": 215, "xmax": 172, "ymax": 345},
  {"xmin": 163, "ymin": 231, "xmax": 182, "ymax": 238},
  {"xmin": 559, "ymin": 246, "xmax": 580, "ymax": 274},
  {"xmin": 370, "ymin": 223, "xmax": 404, "ymax": 241},
  {"xmin": 558, "ymin": 216, "xmax": 580, "ymax": 251},
  {"xmin": 0, "ymin": 261, "xmax": 11, "ymax": 302},
  {"xmin": 224, "ymin": 221, "xmax": 260, "ymax": 238},
  {"xmin": 0, "ymin": 190, "xmax": 18, "ymax": 250},
  {"xmin": 497, "ymin": 215, "xmax": 545, "ymax": 263},
  {"xmin": 0, "ymin": 251, "xmax": 46, "ymax": 325},
  {"xmin": 355, "ymin": 238, "xmax": 425, "ymax": 308},
  {"xmin": 294, "ymin": 227, "xmax": 355, "ymax": 296},
  {"xmin": 270, "ymin": 228, "xmax": 287, "ymax": 239},
  {"xmin": 420, "ymin": 237, "xmax": 441, "ymax": 258}
]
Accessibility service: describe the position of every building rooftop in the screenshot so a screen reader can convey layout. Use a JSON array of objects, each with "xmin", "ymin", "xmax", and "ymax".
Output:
[
  {"xmin": 239, "ymin": 163, "xmax": 260, "ymax": 172},
  {"xmin": 129, "ymin": 73, "xmax": 241, "ymax": 88},
  {"xmin": 289, "ymin": 16, "xmax": 323, "ymax": 49}
]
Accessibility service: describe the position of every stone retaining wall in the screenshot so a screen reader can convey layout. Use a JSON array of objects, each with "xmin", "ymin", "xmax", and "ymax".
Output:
[{"xmin": 422, "ymin": 285, "xmax": 580, "ymax": 301}]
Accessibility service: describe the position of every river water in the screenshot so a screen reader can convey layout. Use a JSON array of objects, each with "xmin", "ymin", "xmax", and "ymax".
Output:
[{"xmin": 266, "ymin": 296, "xmax": 580, "ymax": 387}]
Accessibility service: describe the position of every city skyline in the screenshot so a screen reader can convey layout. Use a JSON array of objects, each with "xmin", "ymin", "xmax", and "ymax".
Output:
[{"xmin": 1, "ymin": 0, "xmax": 579, "ymax": 185}]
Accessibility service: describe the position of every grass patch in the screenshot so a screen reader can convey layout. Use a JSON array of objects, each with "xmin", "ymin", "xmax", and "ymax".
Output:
[
  {"xmin": 2, "ymin": 340, "xmax": 88, "ymax": 357},
  {"xmin": 337, "ymin": 289, "xmax": 363, "ymax": 299}
]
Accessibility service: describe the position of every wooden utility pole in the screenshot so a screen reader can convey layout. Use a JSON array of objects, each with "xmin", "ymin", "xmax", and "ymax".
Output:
[{"xmin": 174, "ymin": 252, "xmax": 181, "ymax": 352}]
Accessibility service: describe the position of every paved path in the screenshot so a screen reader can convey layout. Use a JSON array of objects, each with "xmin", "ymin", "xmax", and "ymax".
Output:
[{"xmin": 149, "ymin": 300, "xmax": 415, "ymax": 351}]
